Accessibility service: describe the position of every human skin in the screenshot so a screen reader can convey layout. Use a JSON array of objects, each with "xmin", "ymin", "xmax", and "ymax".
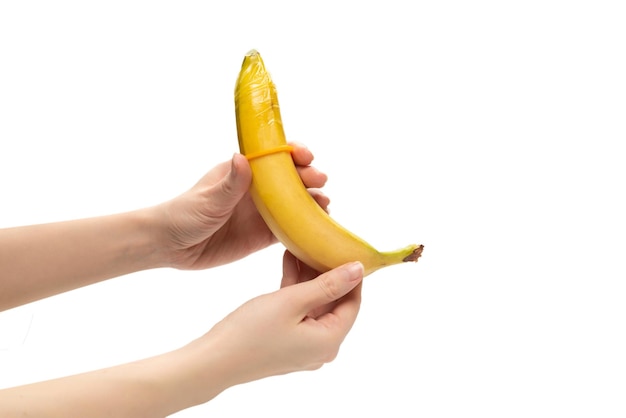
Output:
[
  {"xmin": 0, "ymin": 144, "xmax": 328, "ymax": 311},
  {"xmin": 0, "ymin": 253, "xmax": 363, "ymax": 417},
  {"xmin": 0, "ymin": 144, "xmax": 363, "ymax": 416}
]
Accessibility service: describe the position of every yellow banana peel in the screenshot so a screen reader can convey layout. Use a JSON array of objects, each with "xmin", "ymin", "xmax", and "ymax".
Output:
[{"xmin": 234, "ymin": 50, "xmax": 423, "ymax": 276}]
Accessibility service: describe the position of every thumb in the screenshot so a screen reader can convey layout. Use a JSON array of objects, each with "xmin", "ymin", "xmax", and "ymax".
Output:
[
  {"xmin": 293, "ymin": 261, "xmax": 364, "ymax": 316},
  {"xmin": 208, "ymin": 153, "xmax": 252, "ymax": 216}
]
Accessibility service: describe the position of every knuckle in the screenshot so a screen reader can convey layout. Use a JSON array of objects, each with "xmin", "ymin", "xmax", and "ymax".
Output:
[
  {"xmin": 219, "ymin": 178, "xmax": 236, "ymax": 197},
  {"xmin": 317, "ymin": 275, "xmax": 341, "ymax": 301},
  {"xmin": 320, "ymin": 347, "xmax": 339, "ymax": 364}
]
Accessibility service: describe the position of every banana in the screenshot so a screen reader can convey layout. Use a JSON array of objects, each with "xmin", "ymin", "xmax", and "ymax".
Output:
[{"xmin": 234, "ymin": 50, "xmax": 423, "ymax": 276}]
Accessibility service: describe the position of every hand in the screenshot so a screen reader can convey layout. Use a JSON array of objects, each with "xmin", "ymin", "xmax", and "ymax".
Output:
[
  {"xmin": 192, "ymin": 251, "xmax": 363, "ymax": 387},
  {"xmin": 0, "ymin": 252, "xmax": 363, "ymax": 416},
  {"xmin": 156, "ymin": 143, "xmax": 329, "ymax": 269}
]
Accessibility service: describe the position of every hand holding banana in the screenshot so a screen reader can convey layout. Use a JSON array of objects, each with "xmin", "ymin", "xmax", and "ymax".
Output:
[{"xmin": 235, "ymin": 50, "xmax": 423, "ymax": 276}]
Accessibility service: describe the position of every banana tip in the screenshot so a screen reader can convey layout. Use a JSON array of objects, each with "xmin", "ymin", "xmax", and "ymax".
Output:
[{"xmin": 403, "ymin": 245, "xmax": 424, "ymax": 263}]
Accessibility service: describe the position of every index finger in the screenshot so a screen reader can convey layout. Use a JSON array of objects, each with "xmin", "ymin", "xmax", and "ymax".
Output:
[{"xmin": 289, "ymin": 142, "xmax": 314, "ymax": 166}]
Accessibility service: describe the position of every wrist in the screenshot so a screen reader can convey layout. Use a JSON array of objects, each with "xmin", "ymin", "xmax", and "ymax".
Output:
[
  {"xmin": 159, "ymin": 337, "xmax": 237, "ymax": 410},
  {"xmin": 131, "ymin": 206, "xmax": 174, "ymax": 270}
]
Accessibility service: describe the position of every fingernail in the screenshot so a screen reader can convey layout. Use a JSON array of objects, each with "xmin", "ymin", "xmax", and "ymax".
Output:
[{"xmin": 346, "ymin": 262, "xmax": 364, "ymax": 281}]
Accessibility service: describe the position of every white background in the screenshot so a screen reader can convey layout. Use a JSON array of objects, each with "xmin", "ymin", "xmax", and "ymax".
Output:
[{"xmin": 1, "ymin": 1, "xmax": 625, "ymax": 417}]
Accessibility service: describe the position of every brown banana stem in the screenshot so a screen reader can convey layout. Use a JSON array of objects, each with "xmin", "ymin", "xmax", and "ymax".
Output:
[{"xmin": 403, "ymin": 245, "xmax": 424, "ymax": 263}]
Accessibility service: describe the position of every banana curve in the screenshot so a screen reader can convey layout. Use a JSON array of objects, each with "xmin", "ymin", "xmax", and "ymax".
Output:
[{"xmin": 234, "ymin": 50, "xmax": 423, "ymax": 276}]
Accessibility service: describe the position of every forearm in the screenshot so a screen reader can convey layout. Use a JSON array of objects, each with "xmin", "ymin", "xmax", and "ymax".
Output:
[
  {"xmin": 0, "ymin": 342, "xmax": 228, "ymax": 418},
  {"xmin": 0, "ymin": 209, "xmax": 166, "ymax": 311}
]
